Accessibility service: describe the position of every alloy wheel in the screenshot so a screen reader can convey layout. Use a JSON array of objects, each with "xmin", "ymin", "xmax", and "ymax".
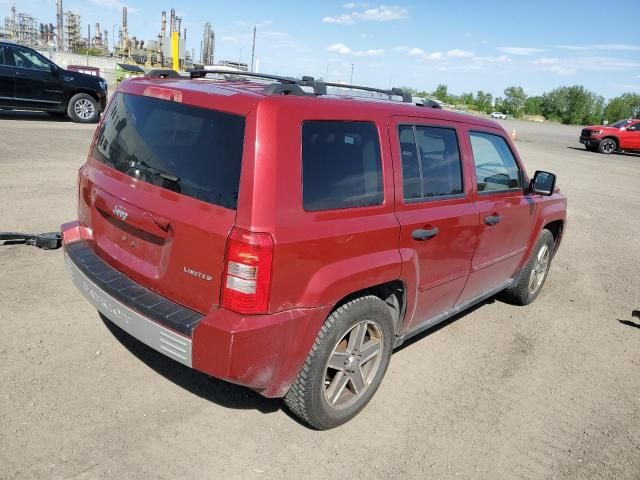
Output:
[
  {"xmin": 74, "ymin": 99, "xmax": 95, "ymax": 120},
  {"xmin": 602, "ymin": 140, "xmax": 615, "ymax": 153},
  {"xmin": 528, "ymin": 243, "xmax": 550, "ymax": 295},
  {"xmin": 323, "ymin": 320, "xmax": 384, "ymax": 410}
]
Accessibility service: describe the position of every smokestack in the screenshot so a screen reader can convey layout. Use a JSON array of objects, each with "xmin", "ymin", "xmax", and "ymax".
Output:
[
  {"xmin": 170, "ymin": 9, "xmax": 175, "ymax": 34},
  {"xmin": 183, "ymin": 28, "xmax": 186, "ymax": 43},
  {"xmin": 161, "ymin": 11, "xmax": 166, "ymax": 39},
  {"xmin": 122, "ymin": 6, "xmax": 128, "ymax": 50}
]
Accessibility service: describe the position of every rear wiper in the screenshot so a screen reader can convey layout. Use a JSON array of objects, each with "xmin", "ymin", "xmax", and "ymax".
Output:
[
  {"xmin": 131, "ymin": 160, "xmax": 180, "ymax": 182},
  {"xmin": 123, "ymin": 160, "xmax": 181, "ymax": 192}
]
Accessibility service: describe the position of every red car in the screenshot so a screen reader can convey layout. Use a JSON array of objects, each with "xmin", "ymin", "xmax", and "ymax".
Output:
[
  {"xmin": 62, "ymin": 72, "xmax": 567, "ymax": 429},
  {"xmin": 579, "ymin": 118, "xmax": 640, "ymax": 154}
]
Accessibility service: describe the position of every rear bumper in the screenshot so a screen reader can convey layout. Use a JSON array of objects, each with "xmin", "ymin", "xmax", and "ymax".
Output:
[
  {"xmin": 62, "ymin": 222, "xmax": 331, "ymax": 398},
  {"xmin": 65, "ymin": 245, "xmax": 193, "ymax": 366}
]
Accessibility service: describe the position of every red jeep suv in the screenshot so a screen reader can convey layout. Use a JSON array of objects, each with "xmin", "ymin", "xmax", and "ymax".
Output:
[{"xmin": 62, "ymin": 72, "xmax": 567, "ymax": 429}]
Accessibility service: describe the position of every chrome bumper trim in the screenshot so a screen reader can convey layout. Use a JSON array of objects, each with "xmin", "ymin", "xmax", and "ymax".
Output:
[{"xmin": 65, "ymin": 250, "xmax": 192, "ymax": 367}]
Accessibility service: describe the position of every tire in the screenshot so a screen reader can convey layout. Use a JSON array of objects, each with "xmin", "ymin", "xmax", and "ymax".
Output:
[
  {"xmin": 501, "ymin": 229, "xmax": 555, "ymax": 306},
  {"xmin": 284, "ymin": 295, "xmax": 394, "ymax": 430},
  {"xmin": 67, "ymin": 93, "xmax": 99, "ymax": 123},
  {"xmin": 597, "ymin": 138, "xmax": 617, "ymax": 154},
  {"xmin": 585, "ymin": 145, "xmax": 597, "ymax": 152}
]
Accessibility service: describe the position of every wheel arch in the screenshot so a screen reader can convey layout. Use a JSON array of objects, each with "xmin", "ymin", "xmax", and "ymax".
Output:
[
  {"xmin": 68, "ymin": 88, "xmax": 100, "ymax": 106},
  {"xmin": 329, "ymin": 280, "xmax": 407, "ymax": 335},
  {"xmin": 544, "ymin": 219, "xmax": 564, "ymax": 255}
]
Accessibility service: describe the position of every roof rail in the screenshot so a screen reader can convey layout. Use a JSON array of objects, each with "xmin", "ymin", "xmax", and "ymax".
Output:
[{"xmin": 187, "ymin": 69, "xmax": 413, "ymax": 103}]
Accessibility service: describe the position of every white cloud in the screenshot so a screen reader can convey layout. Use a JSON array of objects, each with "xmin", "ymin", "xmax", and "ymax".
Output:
[
  {"xmin": 323, "ymin": 5, "xmax": 409, "ymax": 24},
  {"xmin": 531, "ymin": 55, "xmax": 640, "ymax": 75},
  {"xmin": 398, "ymin": 48, "xmax": 471, "ymax": 61},
  {"xmin": 497, "ymin": 47, "xmax": 544, "ymax": 56},
  {"xmin": 613, "ymin": 84, "xmax": 640, "ymax": 91},
  {"xmin": 90, "ymin": 0, "xmax": 138, "ymax": 12},
  {"xmin": 555, "ymin": 44, "xmax": 640, "ymax": 52},
  {"xmin": 446, "ymin": 49, "xmax": 474, "ymax": 58},
  {"xmin": 471, "ymin": 55, "xmax": 511, "ymax": 65},
  {"xmin": 354, "ymin": 49, "xmax": 384, "ymax": 57},
  {"xmin": 323, "ymin": 14, "xmax": 355, "ymax": 24},
  {"xmin": 534, "ymin": 57, "xmax": 559, "ymax": 65},
  {"xmin": 342, "ymin": 2, "xmax": 356, "ymax": 7},
  {"xmin": 327, "ymin": 43, "xmax": 352, "ymax": 54},
  {"xmin": 533, "ymin": 58, "xmax": 575, "ymax": 75},
  {"xmin": 327, "ymin": 44, "xmax": 384, "ymax": 57}
]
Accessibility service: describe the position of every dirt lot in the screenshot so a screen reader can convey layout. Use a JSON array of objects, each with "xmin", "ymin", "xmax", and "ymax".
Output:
[{"xmin": 1, "ymin": 111, "xmax": 639, "ymax": 480}]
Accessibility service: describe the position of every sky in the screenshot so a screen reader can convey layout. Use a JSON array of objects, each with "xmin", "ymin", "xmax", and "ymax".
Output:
[{"xmin": 4, "ymin": 0, "xmax": 640, "ymax": 98}]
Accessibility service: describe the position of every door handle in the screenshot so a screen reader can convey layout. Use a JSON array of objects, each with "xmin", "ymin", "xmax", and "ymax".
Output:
[
  {"xmin": 484, "ymin": 214, "xmax": 502, "ymax": 226},
  {"xmin": 412, "ymin": 227, "xmax": 439, "ymax": 241},
  {"xmin": 15, "ymin": 71, "xmax": 26, "ymax": 76}
]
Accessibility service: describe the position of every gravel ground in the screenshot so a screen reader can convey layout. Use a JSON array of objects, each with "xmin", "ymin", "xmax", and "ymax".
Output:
[{"xmin": 1, "ymin": 111, "xmax": 639, "ymax": 480}]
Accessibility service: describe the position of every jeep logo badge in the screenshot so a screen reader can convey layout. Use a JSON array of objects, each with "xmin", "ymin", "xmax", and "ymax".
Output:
[{"xmin": 113, "ymin": 205, "xmax": 128, "ymax": 221}]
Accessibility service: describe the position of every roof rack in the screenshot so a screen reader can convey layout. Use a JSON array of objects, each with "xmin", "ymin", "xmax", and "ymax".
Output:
[
  {"xmin": 187, "ymin": 69, "xmax": 413, "ymax": 103},
  {"xmin": 320, "ymin": 81, "xmax": 413, "ymax": 103}
]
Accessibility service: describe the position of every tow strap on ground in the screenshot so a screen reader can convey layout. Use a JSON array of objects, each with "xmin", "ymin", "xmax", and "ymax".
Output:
[{"xmin": 0, "ymin": 232, "xmax": 62, "ymax": 250}]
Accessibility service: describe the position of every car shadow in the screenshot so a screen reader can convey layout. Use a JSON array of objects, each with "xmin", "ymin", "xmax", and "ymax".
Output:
[
  {"xmin": 566, "ymin": 146, "xmax": 640, "ymax": 157},
  {"xmin": 617, "ymin": 310, "xmax": 640, "ymax": 330},
  {"xmin": 618, "ymin": 320, "xmax": 640, "ymax": 330},
  {"xmin": 99, "ymin": 313, "xmax": 282, "ymax": 414},
  {"xmin": 0, "ymin": 110, "xmax": 69, "ymax": 122},
  {"xmin": 394, "ymin": 296, "xmax": 497, "ymax": 353}
]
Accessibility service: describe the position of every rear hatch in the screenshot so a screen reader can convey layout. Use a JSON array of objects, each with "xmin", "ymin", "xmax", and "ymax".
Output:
[{"xmin": 78, "ymin": 89, "xmax": 247, "ymax": 314}]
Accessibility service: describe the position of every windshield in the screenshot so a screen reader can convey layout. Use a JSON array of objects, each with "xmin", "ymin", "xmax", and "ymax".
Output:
[
  {"xmin": 92, "ymin": 93, "xmax": 245, "ymax": 209},
  {"xmin": 610, "ymin": 120, "xmax": 632, "ymax": 128}
]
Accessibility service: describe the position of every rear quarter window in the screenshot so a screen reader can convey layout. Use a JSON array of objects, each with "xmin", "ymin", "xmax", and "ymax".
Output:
[
  {"xmin": 302, "ymin": 121, "xmax": 383, "ymax": 211},
  {"xmin": 92, "ymin": 93, "xmax": 245, "ymax": 209}
]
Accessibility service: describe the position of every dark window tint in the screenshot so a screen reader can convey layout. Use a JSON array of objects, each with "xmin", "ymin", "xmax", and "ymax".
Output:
[
  {"xmin": 92, "ymin": 93, "xmax": 245, "ymax": 209},
  {"xmin": 0, "ymin": 46, "xmax": 7, "ymax": 66},
  {"xmin": 302, "ymin": 121, "xmax": 383, "ymax": 211},
  {"xmin": 398, "ymin": 125, "xmax": 463, "ymax": 200},
  {"xmin": 12, "ymin": 46, "xmax": 49, "ymax": 70},
  {"xmin": 469, "ymin": 131, "xmax": 521, "ymax": 192}
]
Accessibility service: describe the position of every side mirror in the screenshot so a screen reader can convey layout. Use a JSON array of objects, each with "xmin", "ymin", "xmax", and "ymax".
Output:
[
  {"xmin": 530, "ymin": 170, "xmax": 556, "ymax": 196},
  {"xmin": 50, "ymin": 63, "xmax": 59, "ymax": 75}
]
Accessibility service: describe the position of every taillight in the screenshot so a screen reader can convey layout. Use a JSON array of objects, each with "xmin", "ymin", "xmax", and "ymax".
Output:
[{"xmin": 222, "ymin": 228, "xmax": 274, "ymax": 314}]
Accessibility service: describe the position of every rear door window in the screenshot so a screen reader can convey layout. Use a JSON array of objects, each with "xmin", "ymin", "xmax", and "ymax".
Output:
[
  {"xmin": 302, "ymin": 121, "xmax": 383, "ymax": 211},
  {"xmin": 92, "ymin": 93, "xmax": 245, "ymax": 209},
  {"xmin": 398, "ymin": 125, "xmax": 463, "ymax": 201},
  {"xmin": 12, "ymin": 46, "xmax": 50, "ymax": 71},
  {"xmin": 0, "ymin": 46, "xmax": 8, "ymax": 66},
  {"xmin": 469, "ymin": 131, "xmax": 522, "ymax": 193}
]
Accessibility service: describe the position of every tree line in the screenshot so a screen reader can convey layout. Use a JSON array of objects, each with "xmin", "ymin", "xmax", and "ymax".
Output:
[{"xmin": 411, "ymin": 84, "xmax": 640, "ymax": 126}]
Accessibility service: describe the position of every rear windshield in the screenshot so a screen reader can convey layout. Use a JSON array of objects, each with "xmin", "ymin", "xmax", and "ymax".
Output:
[{"xmin": 92, "ymin": 93, "xmax": 245, "ymax": 209}]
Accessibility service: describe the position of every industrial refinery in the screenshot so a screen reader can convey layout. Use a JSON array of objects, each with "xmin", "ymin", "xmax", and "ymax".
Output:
[{"xmin": 0, "ymin": 1, "xmax": 233, "ymax": 70}]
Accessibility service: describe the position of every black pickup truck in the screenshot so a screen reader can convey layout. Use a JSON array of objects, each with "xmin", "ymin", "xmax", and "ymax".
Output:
[{"xmin": 0, "ymin": 41, "xmax": 107, "ymax": 122}]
